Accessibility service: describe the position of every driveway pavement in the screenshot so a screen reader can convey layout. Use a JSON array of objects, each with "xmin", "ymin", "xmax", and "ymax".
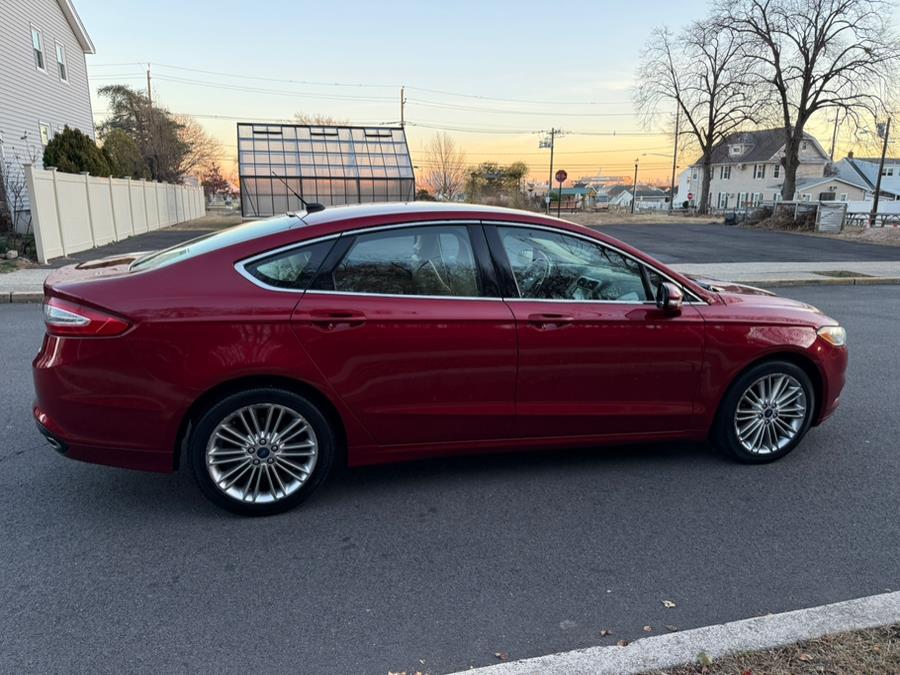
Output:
[
  {"xmin": 598, "ymin": 222, "xmax": 900, "ymax": 264},
  {"xmin": 1, "ymin": 285, "xmax": 898, "ymax": 674}
]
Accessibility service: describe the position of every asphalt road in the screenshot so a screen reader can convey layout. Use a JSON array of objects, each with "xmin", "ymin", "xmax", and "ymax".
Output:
[
  {"xmin": 1, "ymin": 285, "xmax": 898, "ymax": 674},
  {"xmin": 597, "ymin": 222, "xmax": 900, "ymax": 264}
]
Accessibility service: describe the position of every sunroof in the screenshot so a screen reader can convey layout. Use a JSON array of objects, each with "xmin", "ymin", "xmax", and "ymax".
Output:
[{"xmin": 237, "ymin": 123, "xmax": 416, "ymax": 217}]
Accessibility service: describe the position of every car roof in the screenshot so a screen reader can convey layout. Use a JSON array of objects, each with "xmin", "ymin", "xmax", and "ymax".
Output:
[{"xmin": 298, "ymin": 201, "xmax": 552, "ymax": 226}]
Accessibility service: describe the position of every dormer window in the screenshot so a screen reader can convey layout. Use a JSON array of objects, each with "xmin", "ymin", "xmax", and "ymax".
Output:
[{"xmin": 728, "ymin": 144, "xmax": 745, "ymax": 156}]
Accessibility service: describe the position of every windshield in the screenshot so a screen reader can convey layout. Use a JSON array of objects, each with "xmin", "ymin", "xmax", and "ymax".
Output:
[{"xmin": 130, "ymin": 215, "xmax": 302, "ymax": 272}]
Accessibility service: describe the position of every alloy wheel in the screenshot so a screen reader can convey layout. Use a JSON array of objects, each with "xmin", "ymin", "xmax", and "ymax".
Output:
[
  {"xmin": 205, "ymin": 403, "xmax": 318, "ymax": 504},
  {"xmin": 733, "ymin": 373, "xmax": 808, "ymax": 455}
]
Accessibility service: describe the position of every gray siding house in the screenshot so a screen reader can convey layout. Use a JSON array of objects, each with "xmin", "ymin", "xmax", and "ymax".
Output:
[{"xmin": 0, "ymin": 0, "xmax": 95, "ymax": 227}]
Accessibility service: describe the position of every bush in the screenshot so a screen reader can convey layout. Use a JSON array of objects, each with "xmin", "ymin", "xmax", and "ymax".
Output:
[
  {"xmin": 43, "ymin": 126, "xmax": 111, "ymax": 176},
  {"xmin": 102, "ymin": 129, "xmax": 148, "ymax": 179}
]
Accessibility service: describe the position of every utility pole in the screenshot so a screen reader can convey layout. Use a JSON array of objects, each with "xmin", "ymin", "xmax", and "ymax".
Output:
[
  {"xmin": 146, "ymin": 63, "xmax": 154, "ymax": 178},
  {"xmin": 400, "ymin": 86, "xmax": 406, "ymax": 128},
  {"xmin": 869, "ymin": 118, "xmax": 891, "ymax": 228},
  {"xmin": 146, "ymin": 63, "xmax": 152, "ymax": 105},
  {"xmin": 829, "ymin": 109, "xmax": 841, "ymax": 160},
  {"xmin": 631, "ymin": 158, "xmax": 639, "ymax": 214},
  {"xmin": 540, "ymin": 128, "xmax": 560, "ymax": 214},
  {"xmin": 669, "ymin": 107, "xmax": 680, "ymax": 213}
]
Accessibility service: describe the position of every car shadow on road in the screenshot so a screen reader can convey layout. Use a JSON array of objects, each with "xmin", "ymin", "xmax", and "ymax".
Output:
[{"xmin": 31, "ymin": 439, "xmax": 726, "ymax": 520}]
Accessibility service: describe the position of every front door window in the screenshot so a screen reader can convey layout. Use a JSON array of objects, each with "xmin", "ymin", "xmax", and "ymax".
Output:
[{"xmin": 497, "ymin": 226, "xmax": 650, "ymax": 302}]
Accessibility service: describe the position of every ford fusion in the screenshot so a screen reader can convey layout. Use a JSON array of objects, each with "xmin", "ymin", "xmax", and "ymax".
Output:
[{"xmin": 33, "ymin": 203, "xmax": 847, "ymax": 515}]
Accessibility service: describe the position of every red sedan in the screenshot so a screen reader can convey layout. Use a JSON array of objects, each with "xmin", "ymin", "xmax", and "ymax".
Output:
[{"xmin": 33, "ymin": 203, "xmax": 847, "ymax": 515}]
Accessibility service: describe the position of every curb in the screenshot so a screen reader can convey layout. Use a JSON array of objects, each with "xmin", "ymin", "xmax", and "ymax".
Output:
[
  {"xmin": 748, "ymin": 276, "xmax": 900, "ymax": 288},
  {"xmin": 455, "ymin": 591, "xmax": 900, "ymax": 675},
  {"xmin": 2, "ymin": 292, "xmax": 43, "ymax": 304}
]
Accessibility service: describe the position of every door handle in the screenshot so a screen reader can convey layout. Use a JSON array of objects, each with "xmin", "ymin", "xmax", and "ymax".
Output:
[
  {"xmin": 527, "ymin": 313, "xmax": 574, "ymax": 329},
  {"xmin": 309, "ymin": 310, "xmax": 366, "ymax": 331}
]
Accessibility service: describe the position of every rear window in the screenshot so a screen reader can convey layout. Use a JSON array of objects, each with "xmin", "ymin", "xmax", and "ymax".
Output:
[{"xmin": 130, "ymin": 215, "xmax": 302, "ymax": 272}]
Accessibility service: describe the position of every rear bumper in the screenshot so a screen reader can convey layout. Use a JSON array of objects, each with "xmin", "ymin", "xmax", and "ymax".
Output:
[{"xmin": 33, "ymin": 405, "xmax": 173, "ymax": 472}]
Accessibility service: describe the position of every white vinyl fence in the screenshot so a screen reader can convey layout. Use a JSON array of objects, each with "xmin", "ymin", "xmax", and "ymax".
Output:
[{"xmin": 24, "ymin": 164, "xmax": 206, "ymax": 263}]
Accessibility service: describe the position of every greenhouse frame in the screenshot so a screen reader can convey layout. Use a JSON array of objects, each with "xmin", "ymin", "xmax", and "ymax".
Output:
[{"xmin": 237, "ymin": 123, "xmax": 415, "ymax": 217}]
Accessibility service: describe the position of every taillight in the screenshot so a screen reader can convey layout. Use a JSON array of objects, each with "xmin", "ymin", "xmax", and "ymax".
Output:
[{"xmin": 43, "ymin": 297, "xmax": 131, "ymax": 337}]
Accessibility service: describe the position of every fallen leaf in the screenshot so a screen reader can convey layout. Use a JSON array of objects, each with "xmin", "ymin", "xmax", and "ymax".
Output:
[
  {"xmin": 698, "ymin": 651, "xmax": 713, "ymax": 666},
  {"xmin": 664, "ymin": 624, "xmax": 679, "ymax": 632},
  {"xmin": 494, "ymin": 651, "xmax": 509, "ymax": 661},
  {"xmin": 616, "ymin": 639, "xmax": 629, "ymax": 647},
  {"xmin": 662, "ymin": 599, "xmax": 677, "ymax": 608},
  {"xmin": 798, "ymin": 653, "xmax": 813, "ymax": 662},
  {"xmin": 643, "ymin": 625, "xmax": 653, "ymax": 632},
  {"xmin": 599, "ymin": 629, "xmax": 612, "ymax": 637},
  {"xmin": 742, "ymin": 670, "xmax": 753, "ymax": 675}
]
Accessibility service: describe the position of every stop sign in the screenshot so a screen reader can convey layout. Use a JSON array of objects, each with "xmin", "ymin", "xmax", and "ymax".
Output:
[
  {"xmin": 555, "ymin": 169, "xmax": 567, "ymax": 183},
  {"xmin": 687, "ymin": 192, "xmax": 694, "ymax": 200}
]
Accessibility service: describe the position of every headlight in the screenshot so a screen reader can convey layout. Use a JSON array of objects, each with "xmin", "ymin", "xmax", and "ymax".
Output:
[{"xmin": 817, "ymin": 325, "xmax": 846, "ymax": 347}]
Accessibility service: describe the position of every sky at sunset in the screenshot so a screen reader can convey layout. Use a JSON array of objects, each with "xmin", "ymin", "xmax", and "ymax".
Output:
[{"xmin": 75, "ymin": 0, "xmax": 900, "ymax": 187}]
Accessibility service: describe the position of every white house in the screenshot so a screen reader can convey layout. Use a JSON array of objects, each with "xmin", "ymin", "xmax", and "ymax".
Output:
[
  {"xmin": 683, "ymin": 128, "xmax": 831, "ymax": 210},
  {"xmin": 0, "ymin": 0, "xmax": 96, "ymax": 227},
  {"xmin": 609, "ymin": 185, "xmax": 669, "ymax": 211}
]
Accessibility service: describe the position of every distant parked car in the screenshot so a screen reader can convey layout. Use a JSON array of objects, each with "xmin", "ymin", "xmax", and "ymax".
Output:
[{"xmin": 34, "ymin": 203, "xmax": 847, "ymax": 515}]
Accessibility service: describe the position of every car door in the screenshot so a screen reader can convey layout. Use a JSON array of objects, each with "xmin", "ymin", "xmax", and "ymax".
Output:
[
  {"xmin": 291, "ymin": 222, "xmax": 518, "ymax": 448},
  {"xmin": 486, "ymin": 223, "xmax": 706, "ymax": 439}
]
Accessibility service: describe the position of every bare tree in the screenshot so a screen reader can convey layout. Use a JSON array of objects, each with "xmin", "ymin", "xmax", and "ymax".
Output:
[
  {"xmin": 293, "ymin": 113, "xmax": 349, "ymax": 125},
  {"xmin": 174, "ymin": 115, "xmax": 221, "ymax": 178},
  {"xmin": 635, "ymin": 22, "xmax": 761, "ymax": 213},
  {"xmin": 421, "ymin": 133, "xmax": 468, "ymax": 200},
  {"xmin": 716, "ymin": 0, "xmax": 899, "ymax": 200}
]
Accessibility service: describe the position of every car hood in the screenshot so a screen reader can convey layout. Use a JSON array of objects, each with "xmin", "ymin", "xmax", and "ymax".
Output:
[{"xmin": 687, "ymin": 275, "xmax": 776, "ymax": 297}]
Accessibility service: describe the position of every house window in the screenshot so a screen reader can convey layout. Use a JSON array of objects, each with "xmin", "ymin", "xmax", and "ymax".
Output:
[
  {"xmin": 39, "ymin": 123, "xmax": 50, "ymax": 147},
  {"xmin": 31, "ymin": 27, "xmax": 45, "ymax": 70},
  {"xmin": 717, "ymin": 192, "xmax": 728, "ymax": 209},
  {"xmin": 753, "ymin": 164, "xmax": 766, "ymax": 179},
  {"xmin": 802, "ymin": 194, "xmax": 811, "ymax": 202},
  {"xmin": 839, "ymin": 193, "xmax": 848, "ymax": 201},
  {"xmin": 719, "ymin": 166, "xmax": 731, "ymax": 180},
  {"xmin": 882, "ymin": 166, "xmax": 895, "ymax": 177},
  {"xmin": 801, "ymin": 141, "xmax": 808, "ymax": 151},
  {"xmin": 55, "ymin": 43, "xmax": 67, "ymax": 81},
  {"xmin": 691, "ymin": 169, "xmax": 698, "ymax": 180},
  {"xmin": 728, "ymin": 144, "xmax": 744, "ymax": 156},
  {"xmin": 773, "ymin": 164, "xmax": 781, "ymax": 178}
]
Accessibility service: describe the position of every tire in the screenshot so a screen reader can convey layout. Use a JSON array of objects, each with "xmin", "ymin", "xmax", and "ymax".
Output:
[
  {"xmin": 188, "ymin": 387, "xmax": 336, "ymax": 516},
  {"xmin": 712, "ymin": 360, "xmax": 815, "ymax": 464}
]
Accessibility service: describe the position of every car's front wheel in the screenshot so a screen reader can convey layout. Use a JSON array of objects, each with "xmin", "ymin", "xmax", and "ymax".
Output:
[
  {"xmin": 188, "ymin": 388, "xmax": 335, "ymax": 516},
  {"xmin": 713, "ymin": 360, "xmax": 815, "ymax": 463}
]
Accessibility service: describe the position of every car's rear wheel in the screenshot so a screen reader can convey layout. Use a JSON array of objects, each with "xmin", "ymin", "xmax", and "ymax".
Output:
[
  {"xmin": 188, "ymin": 388, "xmax": 335, "ymax": 516},
  {"xmin": 713, "ymin": 360, "xmax": 815, "ymax": 463}
]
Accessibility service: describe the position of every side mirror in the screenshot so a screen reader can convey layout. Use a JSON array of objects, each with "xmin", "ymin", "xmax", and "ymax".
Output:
[{"xmin": 656, "ymin": 282, "xmax": 684, "ymax": 314}]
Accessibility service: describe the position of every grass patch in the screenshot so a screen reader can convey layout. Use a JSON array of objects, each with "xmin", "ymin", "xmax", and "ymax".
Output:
[
  {"xmin": 813, "ymin": 270, "xmax": 874, "ymax": 278},
  {"xmin": 643, "ymin": 623, "xmax": 900, "ymax": 675}
]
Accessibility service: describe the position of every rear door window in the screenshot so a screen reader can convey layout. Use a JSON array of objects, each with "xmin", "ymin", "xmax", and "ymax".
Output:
[{"xmin": 331, "ymin": 225, "xmax": 483, "ymax": 297}]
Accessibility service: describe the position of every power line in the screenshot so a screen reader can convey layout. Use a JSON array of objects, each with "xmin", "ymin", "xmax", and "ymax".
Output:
[
  {"xmin": 408, "ymin": 98, "xmax": 662, "ymax": 118},
  {"xmin": 87, "ymin": 61, "xmax": 634, "ymax": 106}
]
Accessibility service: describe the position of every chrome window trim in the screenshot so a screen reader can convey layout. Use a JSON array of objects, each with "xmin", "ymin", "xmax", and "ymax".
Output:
[
  {"xmin": 234, "ymin": 220, "xmax": 486, "ymax": 297},
  {"xmin": 235, "ymin": 217, "xmax": 708, "ymax": 305},
  {"xmin": 488, "ymin": 220, "xmax": 707, "ymax": 305}
]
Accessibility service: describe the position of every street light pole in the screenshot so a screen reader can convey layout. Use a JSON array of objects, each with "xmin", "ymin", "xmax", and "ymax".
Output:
[
  {"xmin": 870, "ymin": 118, "xmax": 891, "ymax": 228},
  {"xmin": 631, "ymin": 158, "xmax": 639, "ymax": 214}
]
